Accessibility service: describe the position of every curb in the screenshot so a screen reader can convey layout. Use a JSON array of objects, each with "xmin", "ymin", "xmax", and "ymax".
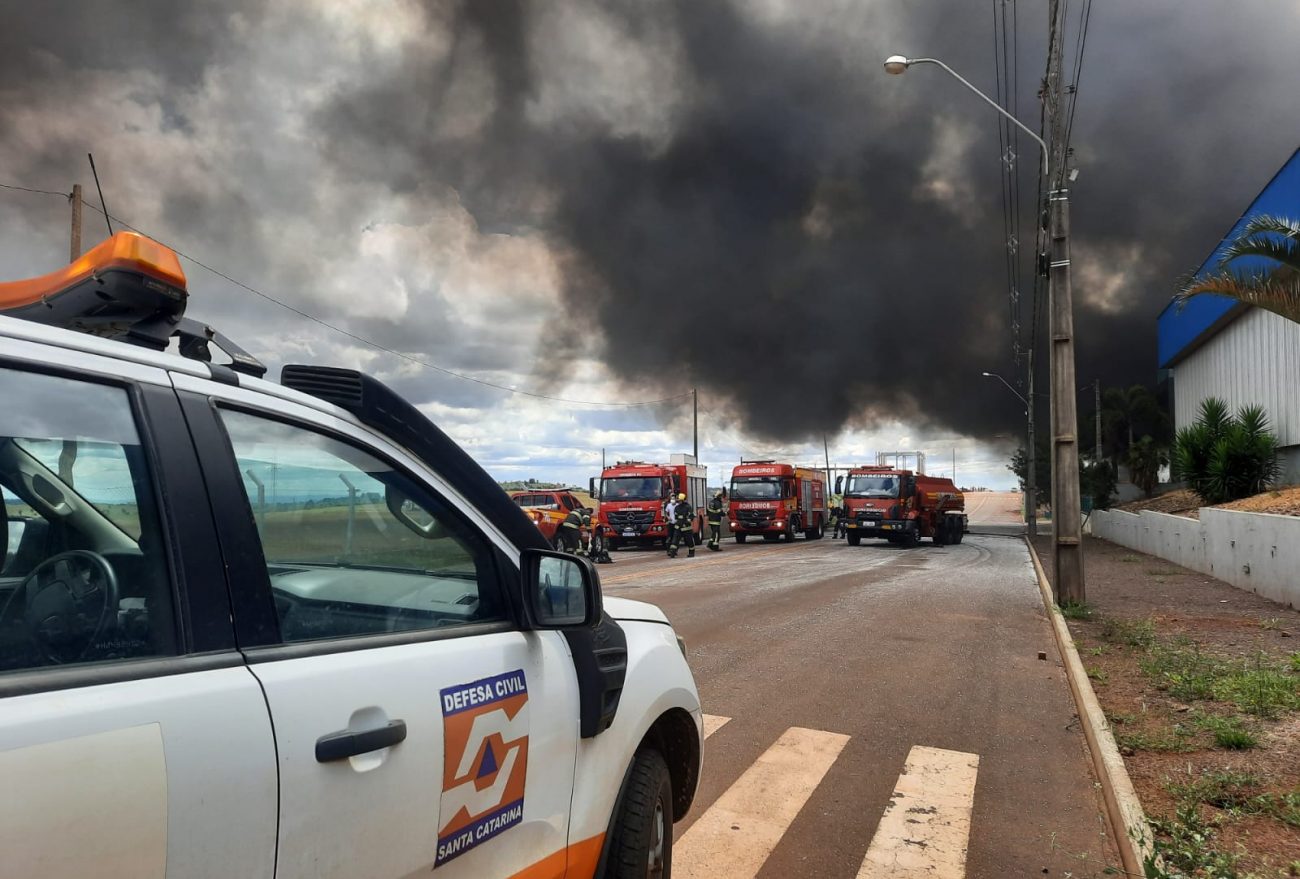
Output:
[{"xmin": 1025, "ymin": 537, "xmax": 1154, "ymax": 877}]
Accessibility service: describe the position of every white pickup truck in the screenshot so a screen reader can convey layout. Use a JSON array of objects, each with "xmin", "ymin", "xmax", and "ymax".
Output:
[{"xmin": 0, "ymin": 231, "xmax": 702, "ymax": 879}]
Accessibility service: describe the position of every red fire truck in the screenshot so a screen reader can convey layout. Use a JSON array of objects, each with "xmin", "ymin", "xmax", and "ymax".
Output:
[
  {"xmin": 592, "ymin": 454, "xmax": 708, "ymax": 550},
  {"xmin": 728, "ymin": 461, "xmax": 828, "ymax": 543},
  {"xmin": 836, "ymin": 466, "xmax": 966, "ymax": 547}
]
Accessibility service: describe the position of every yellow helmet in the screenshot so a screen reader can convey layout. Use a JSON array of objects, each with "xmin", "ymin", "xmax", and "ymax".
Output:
[{"xmin": 677, "ymin": 492, "xmax": 687, "ymax": 500}]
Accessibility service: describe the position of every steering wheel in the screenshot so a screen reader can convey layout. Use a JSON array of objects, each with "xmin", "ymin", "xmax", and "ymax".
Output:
[{"xmin": 17, "ymin": 551, "xmax": 120, "ymax": 665}]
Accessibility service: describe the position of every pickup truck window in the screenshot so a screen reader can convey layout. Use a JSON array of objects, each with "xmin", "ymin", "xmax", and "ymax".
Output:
[
  {"xmin": 220, "ymin": 409, "xmax": 505, "ymax": 644},
  {"xmin": 0, "ymin": 367, "xmax": 176, "ymax": 673}
]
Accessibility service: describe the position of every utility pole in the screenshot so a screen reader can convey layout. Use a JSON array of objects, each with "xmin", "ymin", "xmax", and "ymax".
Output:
[
  {"xmin": 70, "ymin": 183, "xmax": 83, "ymax": 261},
  {"xmin": 692, "ymin": 388, "xmax": 698, "ymax": 462},
  {"xmin": 1046, "ymin": 0, "xmax": 1085, "ymax": 604},
  {"xmin": 1026, "ymin": 348, "xmax": 1037, "ymax": 537},
  {"xmin": 1095, "ymin": 379, "xmax": 1103, "ymax": 465},
  {"xmin": 823, "ymin": 434, "xmax": 832, "ymax": 493}
]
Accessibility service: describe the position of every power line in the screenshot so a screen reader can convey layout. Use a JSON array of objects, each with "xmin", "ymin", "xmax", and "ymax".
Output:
[
  {"xmin": 0, "ymin": 182, "xmax": 71, "ymax": 198},
  {"xmin": 0, "ymin": 180, "xmax": 692, "ymax": 408},
  {"xmin": 1064, "ymin": 0, "xmax": 1093, "ymax": 155}
]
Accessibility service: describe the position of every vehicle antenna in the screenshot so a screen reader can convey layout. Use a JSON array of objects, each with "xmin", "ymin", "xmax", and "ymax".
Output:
[{"xmin": 87, "ymin": 153, "xmax": 112, "ymax": 235}]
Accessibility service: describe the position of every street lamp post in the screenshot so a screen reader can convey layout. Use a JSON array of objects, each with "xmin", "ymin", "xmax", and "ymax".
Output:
[
  {"xmin": 982, "ymin": 368, "xmax": 1036, "ymax": 538},
  {"xmin": 886, "ymin": 53, "xmax": 1081, "ymax": 602}
]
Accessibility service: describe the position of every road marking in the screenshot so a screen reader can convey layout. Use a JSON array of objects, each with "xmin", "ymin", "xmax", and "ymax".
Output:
[
  {"xmin": 856, "ymin": 745, "xmax": 980, "ymax": 879},
  {"xmin": 675, "ymin": 727, "xmax": 850, "ymax": 879},
  {"xmin": 702, "ymin": 715, "xmax": 730, "ymax": 739}
]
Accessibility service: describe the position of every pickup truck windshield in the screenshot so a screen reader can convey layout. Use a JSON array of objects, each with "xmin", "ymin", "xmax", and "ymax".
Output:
[
  {"xmin": 845, "ymin": 475, "xmax": 900, "ymax": 498},
  {"xmin": 730, "ymin": 477, "xmax": 782, "ymax": 499},
  {"xmin": 602, "ymin": 476, "xmax": 662, "ymax": 500}
]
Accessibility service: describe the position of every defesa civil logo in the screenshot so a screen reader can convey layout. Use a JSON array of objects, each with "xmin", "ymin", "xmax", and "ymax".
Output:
[{"xmin": 435, "ymin": 670, "xmax": 529, "ymax": 867}]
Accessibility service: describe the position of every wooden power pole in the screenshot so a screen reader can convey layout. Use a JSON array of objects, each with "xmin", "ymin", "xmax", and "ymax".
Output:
[
  {"xmin": 1046, "ymin": 0, "xmax": 1085, "ymax": 603},
  {"xmin": 70, "ymin": 183, "xmax": 83, "ymax": 261}
]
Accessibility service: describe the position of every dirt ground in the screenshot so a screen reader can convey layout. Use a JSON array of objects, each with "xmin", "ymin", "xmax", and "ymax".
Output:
[
  {"xmin": 1115, "ymin": 485, "xmax": 1300, "ymax": 520},
  {"xmin": 1034, "ymin": 535, "xmax": 1300, "ymax": 877}
]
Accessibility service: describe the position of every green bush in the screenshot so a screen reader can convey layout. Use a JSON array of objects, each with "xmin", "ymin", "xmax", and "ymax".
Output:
[
  {"xmin": 1173, "ymin": 398, "xmax": 1280, "ymax": 504},
  {"xmin": 1126, "ymin": 436, "xmax": 1168, "ymax": 498}
]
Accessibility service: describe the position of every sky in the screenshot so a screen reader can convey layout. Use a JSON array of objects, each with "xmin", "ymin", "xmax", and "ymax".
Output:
[{"xmin": 2, "ymin": 1, "xmax": 1298, "ymax": 490}]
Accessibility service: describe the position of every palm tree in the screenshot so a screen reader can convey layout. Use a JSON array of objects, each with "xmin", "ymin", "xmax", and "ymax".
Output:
[
  {"xmin": 1101, "ymin": 384, "xmax": 1168, "ymax": 460},
  {"xmin": 1175, "ymin": 214, "xmax": 1300, "ymax": 322}
]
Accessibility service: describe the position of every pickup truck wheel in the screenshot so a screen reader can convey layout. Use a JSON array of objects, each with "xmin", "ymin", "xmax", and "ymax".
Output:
[
  {"xmin": 606, "ymin": 748, "xmax": 674, "ymax": 879},
  {"xmin": 734, "ymin": 533, "xmax": 747, "ymax": 544},
  {"xmin": 846, "ymin": 532, "xmax": 861, "ymax": 546}
]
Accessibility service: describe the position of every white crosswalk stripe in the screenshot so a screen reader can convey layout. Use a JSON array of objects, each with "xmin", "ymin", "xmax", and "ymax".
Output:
[
  {"xmin": 701, "ymin": 714, "xmax": 730, "ymax": 739},
  {"xmin": 856, "ymin": 745, "xmax": 980, "ymax": 879},
  {"xmin": 676, "ymin": 726, "xmax": 849, "ymax": 879}
]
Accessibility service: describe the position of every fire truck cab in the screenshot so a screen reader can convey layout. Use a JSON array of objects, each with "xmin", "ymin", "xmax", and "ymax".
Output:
[{"xmin": 593, "ymin": 455, "xmax": 707, "ymax": 550}]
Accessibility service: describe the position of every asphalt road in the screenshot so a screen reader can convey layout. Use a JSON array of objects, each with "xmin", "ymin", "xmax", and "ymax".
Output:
[{"xmin": 601, "ymin": 525, "xmax": 1119, "ymax": 878}]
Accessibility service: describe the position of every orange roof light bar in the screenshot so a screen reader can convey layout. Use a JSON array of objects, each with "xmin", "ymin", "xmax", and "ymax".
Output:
[{"xmin": 0, "ymin": 231, "xmax": 187, "ymax": 310}]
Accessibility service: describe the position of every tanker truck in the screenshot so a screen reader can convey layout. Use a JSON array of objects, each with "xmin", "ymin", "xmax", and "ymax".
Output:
[{"xmin": 835, "ymin": 466, "xmax": 966, "ymax": 547}]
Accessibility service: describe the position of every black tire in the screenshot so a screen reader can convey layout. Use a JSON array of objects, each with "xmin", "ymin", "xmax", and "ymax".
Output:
[
  {"xmin": 606, "ymin": 748, "xmax": 674, "ymax": 879},
  {"xmin": 785, "ymin": 518, "xmax": 798, "ymax": 542},
  {"xmin": 934, "ymin": 522, "xmax": 949, "ymax": 546},
  {"xmin": 846, "ymin": 531, "xmax": 861, "ymax": 546},
  {"xmin": 734, "ymin": 532, "xmax": 747, "ymax": 544},
  {"xmin": 902, "ymin": 528, "xmax": 919, "ymax": 548}
]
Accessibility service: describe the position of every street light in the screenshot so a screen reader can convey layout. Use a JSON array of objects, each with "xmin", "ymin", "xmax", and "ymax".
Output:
[
  {"xmin": 981, "ymin": 371, "xmax": 1027, "ymax": 410},
  {"xmin": 881, "ymin": 56, "xmax": 1047, "ymax": 177},
  {"xmin": 887, "ymin": 51, "xmax": 1084, "ymax": 594},
  {"xmin": 982, "ymin": 371, "xmax": 1036, "ymax": 538}
]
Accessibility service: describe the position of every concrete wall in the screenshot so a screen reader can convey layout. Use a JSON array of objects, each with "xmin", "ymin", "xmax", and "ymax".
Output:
[{"xmin": 1091, "ymin": 508, "xmax": 1300, "ymax": 609}]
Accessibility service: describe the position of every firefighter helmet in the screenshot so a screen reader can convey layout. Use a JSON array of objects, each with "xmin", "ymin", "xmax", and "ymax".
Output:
[{"xmin": 677, "ymin": 492, "xmax": 687, "ymax": 500}]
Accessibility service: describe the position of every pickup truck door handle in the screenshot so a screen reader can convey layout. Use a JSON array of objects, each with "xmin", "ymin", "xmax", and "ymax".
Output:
[{"xmin": 315, "ymin": 719, "xmax": 408, "ymax": 763}]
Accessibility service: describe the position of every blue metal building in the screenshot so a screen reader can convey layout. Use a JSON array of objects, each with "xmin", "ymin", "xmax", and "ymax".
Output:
[{"xmin": 1157, "ymin": 147, "xmax": 1300, "ymax": 481}]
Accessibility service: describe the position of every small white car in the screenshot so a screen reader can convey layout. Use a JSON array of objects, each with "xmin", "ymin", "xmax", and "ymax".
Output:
[{"xmin": 0, "ymin": 276, "xmax": 701, "ymax": 878}]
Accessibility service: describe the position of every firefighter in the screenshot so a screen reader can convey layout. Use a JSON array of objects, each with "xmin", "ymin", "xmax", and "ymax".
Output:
[
  {"xmin": 705, "ymin": 489, "xmax": 725, "ymax": 551},
  {"xmin": 835, "ymin": 502, "xmax": 847, "ymax": 538},
  {"xmin": 829, "ymin": 503, "xmax": 841, "ymax": 539},
  {"xmin": 662, "ymin": 496, "xmax": 675, "ymax": 545},
  {"xmin": 666, "ymin": 493, "xmax": 696, "ymax": 558},
  {"xmin": 557, "ymin": 507, "xmax": 584, "ymax": 554}
]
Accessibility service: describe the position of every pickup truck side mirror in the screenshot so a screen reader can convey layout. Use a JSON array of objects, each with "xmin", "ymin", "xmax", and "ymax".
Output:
[
  {"xmin": 834, "ymin": 475, "xmax": 843, "ymax": 494},
  {"xmin": 520, "ymin": 548, "xmax": 601, "ymax": 628},
  {"xmin": 589, "ymin": 477, "xmax": 598, "ymax": 499}
]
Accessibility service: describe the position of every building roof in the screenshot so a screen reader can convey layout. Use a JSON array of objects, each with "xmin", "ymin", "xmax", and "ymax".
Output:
[{"xmin": 1158, "ymin": 146, "xmax": 1300, "ymax": 368}]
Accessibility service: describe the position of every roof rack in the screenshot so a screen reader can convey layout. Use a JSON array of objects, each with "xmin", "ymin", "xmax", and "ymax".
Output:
[{"xmin": 0, "ymin": 230, "xmax": 266, "ymax": 378}]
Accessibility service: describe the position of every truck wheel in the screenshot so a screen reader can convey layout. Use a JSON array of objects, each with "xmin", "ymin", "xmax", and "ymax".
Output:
[
  {"xmin": 734, "ymin": 533, "xmax": 747, "ymax": 544},
  {"xmin": 933, "ymin": 522, "xmax": 948, "ymax": 546},
  {"xmin": 785, "ymin": 518, "xmax": 798, "ymax": 542},
  {"xmin": 846, "ymin": 532, "xmax": 861, "ymax": 546},
  {"xmin": 606, "ymin": 748, "xmax": 674, "ymax": 879},
  {"xmin": 902, "ymin": 528, "xmax": 919, "ymax": 548}
]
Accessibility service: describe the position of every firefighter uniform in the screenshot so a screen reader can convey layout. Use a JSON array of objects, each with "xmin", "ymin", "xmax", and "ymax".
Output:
[
  {"xmin": 589, "ymin": 522, "xmax": 614, "ymax": 564},
  {"xmin": 706, "ymin": 492, "xmax": 725, "ymax": 551},
  {"xmin": 557, "ymin": 508, "xmax": 584, "ymax": 554},
  {"xmin": 666, "ymin": 495, "xmax": 696, "ymax": 558}
]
